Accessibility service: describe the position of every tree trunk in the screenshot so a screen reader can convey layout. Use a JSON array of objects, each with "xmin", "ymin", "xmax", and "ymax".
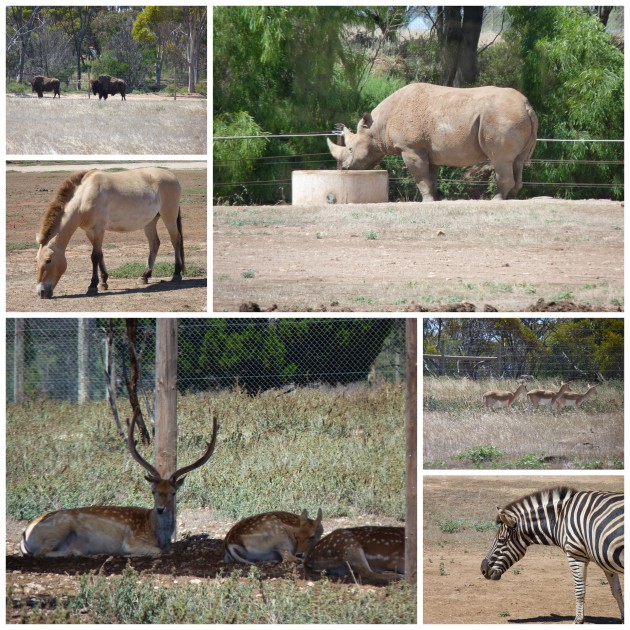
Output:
[
  {"xmin": 439, "ymin": 6, "xmax": 463, "ymax": 86},
  {"xmin": 453, "ymin": 6, "xmax": 483, "ymax": 87}
]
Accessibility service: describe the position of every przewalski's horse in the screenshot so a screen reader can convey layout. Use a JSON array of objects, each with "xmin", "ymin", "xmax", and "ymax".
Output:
[{"xmin": 35, "ymin": 168, "xmax": 185, "ymax": 299}]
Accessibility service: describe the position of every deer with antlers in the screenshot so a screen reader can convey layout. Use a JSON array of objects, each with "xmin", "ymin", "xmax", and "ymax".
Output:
[
  {"xmin": 20, "ymin": 415, "xmax": 218, "ymax": 558},
  {"xmin": 223, "ymin": 509, "xmax": 324, "ymax": 565}
]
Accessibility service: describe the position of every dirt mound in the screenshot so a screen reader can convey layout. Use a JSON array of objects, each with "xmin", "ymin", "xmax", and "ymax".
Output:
[{"xmin": 526, "ymin": 298, "xmax": 620, "ymax": 312}]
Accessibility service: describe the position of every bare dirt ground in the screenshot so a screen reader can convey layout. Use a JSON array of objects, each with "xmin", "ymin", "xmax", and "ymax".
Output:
[
  {"xmin": 6, "ymin": 165, "xmax": 208, "ymax": 312},
  {"xmin": 213, "ymin": 199, "xmax": 623, "ymax": 312},
  {"xmin": 424, "ymin": 475, "xmax": 624, "ymax": 624},
  {"xmin": 6, "ymin": 511, "xmax": 404, "ymax": 620}
]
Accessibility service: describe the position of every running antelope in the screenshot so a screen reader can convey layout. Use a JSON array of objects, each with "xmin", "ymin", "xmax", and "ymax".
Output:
[
  {"xmin": 223, "ymin": 509, "xmax": 324, "ymax": 564},
  {"xmin": 552, "ymin": 383, "xmax": 598, "ymax": 410},
  {"xmin": 527, "ymin": 381, "xmax": 572, "ymax": 410},
  {"xmin": 305, "ymin": 526, "xmax": 405, "ymax": 583},
  {"xmin": 482, "ymin": 382, "xmax": 527, "ymax": 410},
  {"xmin": 20, "ymin": 416, "xmax": 218, "ymax": 558}
]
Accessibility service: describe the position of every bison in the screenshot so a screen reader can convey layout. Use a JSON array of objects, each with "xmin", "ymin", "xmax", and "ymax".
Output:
[
  {"xmin": 31, "ymin": 76, "xmax": 61, "ymax": 98},
  {"xmin": 91, "ymin": 74, "xmax": 126, "ymax": 101}
]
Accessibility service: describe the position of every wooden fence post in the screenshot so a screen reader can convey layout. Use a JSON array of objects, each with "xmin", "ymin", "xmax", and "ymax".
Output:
[
  {"xmin": 155, "ymin": 319, "xmax": 178, "ymax": 478},
  {"xmin": 405, "ymin": 318, "xmax": 418, "ymax": 585}
]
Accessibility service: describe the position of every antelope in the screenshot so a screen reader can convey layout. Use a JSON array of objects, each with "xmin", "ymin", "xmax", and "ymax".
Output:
[
  {"xmin": 482, "ymin": 382, "xmax": 528, "ymax": 410},
  {"xmin": 20, "ymin": 415, "xmax": 218, "ymax": 558},
  {"xmin": 304, "ymin": 526, "xmax": 405, "ymax": 583},
  {"xmin": 223, "ymin": 509, "xmax": 323, "ymax": 564},
  {"xmin": 552, "ymin": 383, "xmax": 598, "ymax": 410},
  {"xmin": 527, "ymin": 381, "xmax": 572, "ymax": 410}
]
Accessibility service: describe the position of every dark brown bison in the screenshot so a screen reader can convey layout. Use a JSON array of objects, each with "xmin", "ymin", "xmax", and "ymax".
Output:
[
  {"xmin": 90, "ymin": 74, "xmax": 126, "ymax": 100},
  {"xmin": 31, "ymin": 76, "xmax": 61, "ymax": 98}
]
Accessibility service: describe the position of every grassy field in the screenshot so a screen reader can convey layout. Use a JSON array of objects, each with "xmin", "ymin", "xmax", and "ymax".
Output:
[
  {"xmin": 6, "ymin": 97, "xmax": 206, "ymax": 154},
  {"xmin": 423, "ymin": 377, "xmax": 623, "ymax": 469},
  {"xmin": 6, "ymin": 384, "xmax": 414, "ymax": 623}
]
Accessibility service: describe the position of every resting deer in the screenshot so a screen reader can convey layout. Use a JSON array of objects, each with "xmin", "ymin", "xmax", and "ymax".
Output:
[
  {"xmin": 223, "ymin": 509, "xmax": 323, "ymax": 564},
  {"xmin": 482, "ymin": 382, "xmax": 528, "ymax": 410},
  {"xmin": 304, "ymin": 526, "xmax": 405, "ymax": 583},
  {"xmin": 527, "ymin": 382, "xmax": 572, "ymax": 410},
  {"xmin": 20, "ymin": 415, "xmax": 218, "ymax": 558},
  {"xmin": 552, "ymin": 383, "xmax": 598, "ymax": 410}
]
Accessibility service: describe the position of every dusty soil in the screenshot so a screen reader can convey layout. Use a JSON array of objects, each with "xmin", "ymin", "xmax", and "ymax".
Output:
[
  {"xmin": 6, "ymin": 510, "xmax": 404, "ymax": 620},
  {"xmin": 9, "ymin": 92, "xmax": 206, "ymax": 102},
  {"xmin": 213, "ymin": 199, "xmax": 623, "ymax": 312},
  {"xmin": 424, "ymin": 475, "xmax": 624, "ymax": 624},
  {"xmin": 6, "ymin": 165, "xmax": 207, "ymax": 312}
]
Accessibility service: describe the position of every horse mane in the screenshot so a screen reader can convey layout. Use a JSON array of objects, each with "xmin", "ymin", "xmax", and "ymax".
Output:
[
  {"xmin": 498, "ymin": 486, "xmax": 577, "ymax": 521},
  {"xmin": 37, "ymin": 171, "xmax": 91, "ymax": 245}
]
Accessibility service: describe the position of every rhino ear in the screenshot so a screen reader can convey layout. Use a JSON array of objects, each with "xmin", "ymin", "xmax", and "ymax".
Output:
[{"xmin": 359, "ymin": 112, "xmax": 373, "ymax": 130}]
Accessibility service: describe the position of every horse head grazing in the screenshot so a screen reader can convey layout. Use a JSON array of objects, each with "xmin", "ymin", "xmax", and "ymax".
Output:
[{"xmin": 36, "ymin": 171, "xmax": 89, "ymax": 299}]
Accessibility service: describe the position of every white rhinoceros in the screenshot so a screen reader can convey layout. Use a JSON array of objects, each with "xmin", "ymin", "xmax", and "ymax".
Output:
[{"xmin": 327, "ymin": 83, "xmax": 538, "ymax": 202}]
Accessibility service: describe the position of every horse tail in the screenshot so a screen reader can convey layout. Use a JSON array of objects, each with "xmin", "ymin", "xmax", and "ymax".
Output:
[
  {"xmin": 177, "ymin": 205, "xmax": 185, "ymax": 275},
  {"xmin": 37, "ymin": 170, "xmax": 91, "ymax": 245}
]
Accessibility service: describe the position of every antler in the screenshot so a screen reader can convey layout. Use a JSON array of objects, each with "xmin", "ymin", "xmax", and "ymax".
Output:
[
  {"xmin": 171, "ymin": 416, "xmax": 219, "ymax": 484},
  {"xmin": 128, "ymin": 414, "xmax": 161, "ymax": 481}
]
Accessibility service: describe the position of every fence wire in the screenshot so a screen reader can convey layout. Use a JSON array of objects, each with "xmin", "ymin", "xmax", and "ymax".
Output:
[
  {"xmin": 7, "ymin": 318, "xmax": 407, "ymax": 403},
  {"xmin": 423, "ymin": 339, "xmax": 623, "ymax": 381}
]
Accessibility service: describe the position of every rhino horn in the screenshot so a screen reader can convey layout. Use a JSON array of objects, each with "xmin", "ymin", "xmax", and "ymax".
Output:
[{"xmin": 327, "ymin": 137, "xmax": 345, "ymax": 160}]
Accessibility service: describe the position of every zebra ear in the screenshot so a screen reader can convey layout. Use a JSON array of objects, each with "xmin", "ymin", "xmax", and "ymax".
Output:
[{"xmin": 496, "ymin": 507, "xmax": 517, "ymax": 528}]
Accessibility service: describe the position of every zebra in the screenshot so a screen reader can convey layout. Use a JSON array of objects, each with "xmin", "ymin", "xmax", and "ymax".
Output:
[{"xmin": 481, "ymin": 487, "xmax": 624, "ymax": 624}]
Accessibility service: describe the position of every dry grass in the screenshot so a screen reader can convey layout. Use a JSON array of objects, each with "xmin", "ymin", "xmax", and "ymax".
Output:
[
  {"xmin": 423, "ymin": 377, "xmax": 624, "ymax": 469},
  {"xmin": 6, "ymin": 98, "xmax": 207, "ymax": 154}
]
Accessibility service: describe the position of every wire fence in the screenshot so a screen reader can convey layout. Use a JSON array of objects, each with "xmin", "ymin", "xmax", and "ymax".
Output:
[
  {"xmin": 213, "ymin": 135, "xmax": 624, "ymax": 204},
  {"xmin": 423, "ymin": 339, "xmax": 623, "ymax": 381},
  {"xmin": 7, "ymin": 318, "xmax": 407, "ymax": 403}
]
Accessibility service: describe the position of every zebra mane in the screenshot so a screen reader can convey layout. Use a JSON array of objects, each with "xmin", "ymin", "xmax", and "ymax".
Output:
[
  {"xmin": 37, "ymin": 170, "xmax": 90, "ymax": 246},
  {"xmin": 498, "ymin": 486, "xmax": 577, "ymax": 522}
]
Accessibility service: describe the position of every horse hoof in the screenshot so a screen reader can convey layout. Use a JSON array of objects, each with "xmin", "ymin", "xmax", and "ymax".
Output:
[
  {"xmin": 86, "ymin": 286, "xmax": 98, "ymax": 295},
  {"xmin": 171, "ymin": 274, "xmax": 183, "ymax": 282},
  {"xmin": 100, "ymin": 283, "xmax": 108, "ymax": 290},
  {"xmin": 137, "ymin": 276, "xmax": 149, "ymax": 285}
]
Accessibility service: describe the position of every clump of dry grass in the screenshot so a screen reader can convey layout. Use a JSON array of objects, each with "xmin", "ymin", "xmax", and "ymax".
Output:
[
  {"xmin": 423, "ymin": 377, "xmax": 623, "ymax": 469},
  {"xmin": 6, "ymin": 99, "xmax": 207, "ymax": 154}
]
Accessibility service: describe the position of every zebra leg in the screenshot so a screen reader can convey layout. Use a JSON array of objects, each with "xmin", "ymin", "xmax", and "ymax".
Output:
[
  {"xmin": 604, "ymin": 571, "xmax": 624, "ymax": 622},
  {"xmin": 568, "ymin": 558, "xmax": 588, "ymax": 624}
]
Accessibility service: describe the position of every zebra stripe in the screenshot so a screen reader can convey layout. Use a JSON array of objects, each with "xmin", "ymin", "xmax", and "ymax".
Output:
[{"xmin": 480, "ymin": 487, "xmax": 624, "ymax": 624}]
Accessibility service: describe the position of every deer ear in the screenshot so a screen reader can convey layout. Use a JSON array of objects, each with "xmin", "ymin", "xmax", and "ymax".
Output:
[{"xmin": 173, "ymin": 476, "xmax": 186, "ymax": 489}]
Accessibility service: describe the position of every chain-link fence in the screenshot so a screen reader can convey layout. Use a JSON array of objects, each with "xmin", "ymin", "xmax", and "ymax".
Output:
[
  {"xmin": 423, "ymin": 338, "xmax": 623, "ymax": 381},
  {"xmin": 7, "ymin": 318, "xmax": 407, "ymax": 403}
]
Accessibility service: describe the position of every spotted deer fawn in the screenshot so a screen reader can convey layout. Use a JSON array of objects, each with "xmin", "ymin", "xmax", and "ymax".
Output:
[
  {"xmin": 527, "ymin": 382, "xmax": 572, "ymax": 410},
  {"xmin": 223, "ymin": 509, "xmax": 324, "ymax": 564},
  {"xmin": 482, "ymin": 382, "xmax": 528, "ymax": 410},
  {"xmin": 552, "ymin": 383, "xmax": 598, "ymax": 410},
  {"xmin": 305, "ymin": 526, "xmax": 405, "ymax": 582},
  {"xmin": 20, "ymin": 415, "xmax": 218, "ymax": 558}
]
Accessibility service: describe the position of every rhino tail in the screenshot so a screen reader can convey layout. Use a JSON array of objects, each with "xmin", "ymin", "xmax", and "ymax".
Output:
[{"xmin": 522, "ymin": 101, "xmax": 538, "ymax": 164}]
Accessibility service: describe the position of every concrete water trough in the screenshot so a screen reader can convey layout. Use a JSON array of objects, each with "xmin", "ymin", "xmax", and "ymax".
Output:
[{"xmin": 292, "ymin": 170, "xmax": 388, "ymax": 205}]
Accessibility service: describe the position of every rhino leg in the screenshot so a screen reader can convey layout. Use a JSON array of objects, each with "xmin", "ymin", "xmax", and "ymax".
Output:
[
  {"xmin": 402, "ymin": 150, "xmax": 438, "ymax": 202},
  {"xmin": 492, "ymin": 162, "xmax": 516, "ymax": 200}
]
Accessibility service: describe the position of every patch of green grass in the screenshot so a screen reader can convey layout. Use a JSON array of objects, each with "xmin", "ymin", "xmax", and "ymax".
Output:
[
  {"xmin": 436, "ymin": 518, "xmax": 496, "ymax": 534},
  {"xmin": 242, "ymin": 269, "xmax": 255, "ymax": 279},
  {"xmin": 456, "ymin": 445, "xmax": 503, "ymax": 467},
  {"xmin": 12, "ymin": 566, "xmax": 415, "ymax": 623},
  {"xmin": 512, "ymin": 453, "xmax": 547, "ymax": 469},
  {"xmin": 552, "ymin": 290, "xmax": 574, "ymax": 301},
  {"xmin": 7, "ymin": 242, "xmax": 38, "ymax": 252},
  {"xmin": 108, "ymin": 262, "xmax": 205, "ymax": 279},
  {"xmin": 7, "ymin": 385, "xmax": 406, "ymax": 522},
  {"xmin": 366, "ymin": 231, "xmax": 378, "ymax": 240},
  {"xmin": 354, "ymin": 295, "xmax": 375, "ymax": 305}
]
